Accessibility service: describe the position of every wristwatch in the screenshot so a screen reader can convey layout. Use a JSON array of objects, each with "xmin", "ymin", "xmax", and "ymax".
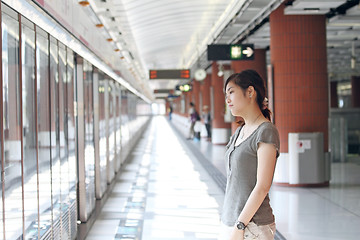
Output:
[{"xmin": 236, "ymin": 221, "xmax": 246, "ymax": 230}]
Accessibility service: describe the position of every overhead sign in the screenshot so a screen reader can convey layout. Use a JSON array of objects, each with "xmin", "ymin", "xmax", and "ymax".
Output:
[
  {"xmin": 153, "ymin": 89, "xmax": 171, "ymax": 94},
  {"xmin": 149, "ymin": 69, "xmax": 190, "ymax": 79},
  {"xmin": 207, "ymin": 44, "xmax": 254, "ymax": 61}
]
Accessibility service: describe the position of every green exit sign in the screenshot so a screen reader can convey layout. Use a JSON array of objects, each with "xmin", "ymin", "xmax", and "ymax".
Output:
[{"xmin": 207, "ymin": 44, "xmax": 254, "ymax": 61}]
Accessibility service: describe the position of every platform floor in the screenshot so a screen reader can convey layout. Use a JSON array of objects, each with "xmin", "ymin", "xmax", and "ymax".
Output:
[
  {"xmin": 85, "ymin": 116, "xmax": 224, "ymax": 240},
  {"xmin": 85, "ymin": 116, "xmax": 360, "ymax": 240}
]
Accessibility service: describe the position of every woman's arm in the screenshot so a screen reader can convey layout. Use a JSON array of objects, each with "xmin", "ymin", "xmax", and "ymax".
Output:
[{"xmin": 229, "ymin": 142, "xmax": 277, "ymax": 240}]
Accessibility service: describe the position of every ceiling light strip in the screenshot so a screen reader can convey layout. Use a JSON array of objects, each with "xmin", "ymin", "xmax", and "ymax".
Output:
[
  {"xmin": 4, "ymin": 0, "xmax": 151, "ymax": 103},
  {"xmin": 232, "ymin": 0, "xmax": 284, "ymax": 44},
  {"xmin": 186, "ymin": 0, "xmax": 285, "ymax": 70},
  {"xmin": 184, "ymin": 0, "xmax": 248, "ymax": 68}
]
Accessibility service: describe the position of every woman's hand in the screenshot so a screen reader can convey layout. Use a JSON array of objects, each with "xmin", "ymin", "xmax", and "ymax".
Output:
[{"xmin": 229, "ymin": 228, "xmax": 244, "ymax": 240}]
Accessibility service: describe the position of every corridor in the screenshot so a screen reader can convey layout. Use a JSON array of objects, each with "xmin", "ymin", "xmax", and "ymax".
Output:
[{"xmin": 86, "ymin": 116, "xmax": 224, "ymax": 239}]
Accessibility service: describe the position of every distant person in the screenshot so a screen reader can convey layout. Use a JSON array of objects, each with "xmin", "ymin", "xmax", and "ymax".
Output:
[
  {"xmin": 168, "ymin": 105, "xmax": 173, "ymax": 120},
  {"xmin": 187, "ymin": 102, "xmax": 199, "ymax": 140},
  {"xmin": 219, "ymin": 69, "xmax": 280, "ymax": 240},
  {"xmin": 202, "ymin": 105, "xmax": 211, "ymax": 141}
]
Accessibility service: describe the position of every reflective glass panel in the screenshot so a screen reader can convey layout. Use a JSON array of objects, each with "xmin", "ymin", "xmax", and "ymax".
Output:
[
  {"xmin": 108, "ymin": 82, "xmax": 115, "ymax": 181},
  {"xmin": 98, "ymin": 79, "xmax": 107, "ymax": 195},
  {"xmin": 115, "ymin": 84, "xmax": 121, "ymax": 170},
  {"xmin": 2, "ymin": 10, "xmax": 22, "ymax": 240},
  {"xmin": 49, "ymin": 36, "xmax": 61, "ymax": 239},
  {"xmin": 36, "ymin": 27, "xmax": 52, "ymax": 238},
  {"xmin": 121, "ymin": 89, "xmax": 129, "ymax": 148},
  {"xmin": 21, "ymin": 19, "xmax": 38, "ymax": 239},
  {"xmin": 83, "ymin": 60, "xmax": 95, "ymax": 217},
  {"xmin": 66, "ymin": 49, "xmax": 77, "ymax": 239},
  {"xmin": 58, "ymin": 43, "xmax": 70, "ymax": 238}
]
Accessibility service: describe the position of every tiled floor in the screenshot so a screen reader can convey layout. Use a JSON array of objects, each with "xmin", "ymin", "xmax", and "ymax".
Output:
[
  {"xmin": 270, "ymin": 163, "xmax": 360, "ymax": 240},
  {"xmin": 86, "ymin": 116, "xmax": 360, "ymax": 240},
  {"xmin": 86, "ymin": 116, "xmax": 224, "ymax": 240},
  {"xmin": 172, "ymin": 117, "xmax": 360, "ymax": 240}
]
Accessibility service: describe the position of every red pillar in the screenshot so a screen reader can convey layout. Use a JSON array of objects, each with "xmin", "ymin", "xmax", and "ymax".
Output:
[
  {"xmin": 172, "ymin": 95, "xmax": 180, "ymax": 114},
  {"xmin": 211, "ymin": 62, "xmax": 231, "ymax": 144},
  {"xmin": 184, "ymin": 91, "xmax": 191, "ymax": 116},
  {"xmin": 192, "ymin": 79, "xmax": 200, "ymax": 111},
  {"xmin": 231, "ymin": 49, "xmax": 267, "ymax": 81},
  {"xmin": 330, "ymin": 81, "xmax": 338, "ymax": 108},
  {"xmin": 230, "ymin": 49, "xmax": 267, "ymax": 134},
  {"xmin": 351, "ymin": 76, "xmax": 360, "ymax": 108},
  {"xmin": 200, "ymin": 74, "xmax": 211, "ymax": 110},
  {"xmin": 270, "ymin": 4, "xmax": 329, "ymax": 153}
]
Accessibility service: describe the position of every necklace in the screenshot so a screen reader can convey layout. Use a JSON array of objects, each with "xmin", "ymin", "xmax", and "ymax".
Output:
[{"xmin": 240, "ymin": 113, "xmax": 262, "ymax": 139}]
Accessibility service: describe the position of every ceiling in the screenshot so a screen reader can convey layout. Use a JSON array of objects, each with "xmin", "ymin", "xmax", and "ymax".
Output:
[{"xmin": 88, "ymin": 0, "xmax": 360, "ymax": 101}]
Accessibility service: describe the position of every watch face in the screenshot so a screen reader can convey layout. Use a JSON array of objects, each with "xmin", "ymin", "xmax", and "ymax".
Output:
[{"xmin": 236, "ymin": 221, "xmax": 246, "ymax": 230}]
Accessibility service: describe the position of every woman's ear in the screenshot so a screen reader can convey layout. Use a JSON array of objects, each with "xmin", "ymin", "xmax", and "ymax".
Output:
[{"xmin": 248, "ymin": 86, "xmax": 255, "ymax": 98}]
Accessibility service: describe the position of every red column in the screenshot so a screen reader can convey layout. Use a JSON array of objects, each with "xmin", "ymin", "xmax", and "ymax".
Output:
[
  {"xmin": 192, "ymin": 79, "xmax": 200, "ymax": 111},
  {"xmin": 231, "ymin": 49, "xmax": 267, "ymax": 80},
  {"xmin": 351, "ymin": 76, "xmax": 360, "ymax": 108},
  {"xmin": 184, "ymin": 91, "xmax": 191, "ymax": 116},
  {"xmin": 230, "ymin": 49, "xmax": 267, "ymax": 134},
  {"xmin": 198, "ymin": 74, "xmax": 211, "ymax": 138},
  {"xmin": 172, "ymin": 96, "xmax": 179, "ymax": 113},
  {"xmin": 270, "ymin": 4, "xmax": 329, "ymax": 152},
  {"xmin": 211, "ymin": 62, "xmax": 231, "ymax": 144},
  {"xmin": 330, "ymin": 81, "xmax": 338, "ymax": 108},
  {"xmin": 200, "ymin": 74, "xmax": 211, "ymax": 109}
]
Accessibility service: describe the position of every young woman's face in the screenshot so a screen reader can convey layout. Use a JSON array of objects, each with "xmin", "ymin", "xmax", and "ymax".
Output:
[{"xmin": 225, "ymin": 81, "xmax": 249, "ymax": 116}]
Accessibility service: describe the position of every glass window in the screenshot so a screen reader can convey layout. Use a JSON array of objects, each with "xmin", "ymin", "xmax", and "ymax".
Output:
[
  {"xmin": 83, "ymin": 60, "xmax": 95, "ymax": 217},
  {"xmin": 108, "ymin": 81, "xmax": 115, "ymax": 181},
  {"xmin": 66, "ymin": 48, "xmax": 77, "ymax": 239},
  {"xmin": 2, "ymin": 9, "xmax": 23, "ymax": 240},
  {"xmin": 49, "ymin": 36, "xmax": 61, "ymax": 238},
  {"xmin": 121, "ymin": 88, "xmax": 129, "ymax": 148},
  {"xmin": 21, "ymin": 17, "xmax": 38, "ymax": 239},
  {"xmin": 98, "ymin": 77, "xmax": 107, "ymax": 196},
  {"xmin": 115, "ymin": 83, "xmax": 121, "ymax": 171},
  {"xmin": 36, "ymin": 26, "xmax": 52, "ymax": 238},
  {"xmin": 58, "ymin": 43, "xmax": 70, "ymax": 236},
  {"xmin": 128, "ymin": 92, "xmax": 136, "ymax": 138}
]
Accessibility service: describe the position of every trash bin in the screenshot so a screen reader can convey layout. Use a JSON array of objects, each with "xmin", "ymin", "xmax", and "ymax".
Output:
[{"xmin": 288, "ymin": 132, "xmax": 326, "ymax": 185}]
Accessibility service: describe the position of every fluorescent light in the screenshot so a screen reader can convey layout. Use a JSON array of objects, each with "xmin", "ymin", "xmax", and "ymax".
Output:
[{"xmin": 2, "ymin": 0, "xmax": 151, "ymax": 103}]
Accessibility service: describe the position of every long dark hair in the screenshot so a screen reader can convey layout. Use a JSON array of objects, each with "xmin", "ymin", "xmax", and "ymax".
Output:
[{"xmin": 224, "ymin": 69, "xmax": 271, "ymax": 121}]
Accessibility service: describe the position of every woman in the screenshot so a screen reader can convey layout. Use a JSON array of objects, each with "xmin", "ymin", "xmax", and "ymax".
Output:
[{"xmin": 219, "ymin": 69, "xmax": 280, "ymax": 240}]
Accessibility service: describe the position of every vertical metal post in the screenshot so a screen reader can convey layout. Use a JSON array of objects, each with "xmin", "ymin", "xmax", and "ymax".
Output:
[
  {"xmin": 18, "ymin": 14, "xmax": 25, "ymax": 238},
  {"xmin": 76, "ymin": 57, "xmax": 87, "ymax": 221},
  {"xmin": 340, "ymin": 117, "xmax": 347, "ymax": 163},
  {"xmin": 0, "ymin": 4, "xmax": 5, "ymax": 240},
  {"xmin": 104, "ymin": 80, "xmax": 110, "ymax": 184},
  {"xmin": 93, "ymin": 69, "xmax": 101, "ymax": 199}
]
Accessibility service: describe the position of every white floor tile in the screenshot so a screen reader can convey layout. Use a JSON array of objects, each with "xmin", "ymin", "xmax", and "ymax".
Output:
[{"xmin": 86, "ymin": 116, "xmax": 360, "ymax": 240}]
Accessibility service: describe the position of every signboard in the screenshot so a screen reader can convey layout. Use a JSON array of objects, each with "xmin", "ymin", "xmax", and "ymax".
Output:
[
  {"xmin": 153, "ymin": 89, "xmax": 171, "ymax": 94},
  {"xmin": 296, "ymin": 140, "xmax": 311, "ymax": 153},
  {"xmin": 149, "ymin": 69, "xmax": 190, "ymax": 79},
  {"xmin": 207, "ymin": 44, "xmax": 254, "ymax": 61}
]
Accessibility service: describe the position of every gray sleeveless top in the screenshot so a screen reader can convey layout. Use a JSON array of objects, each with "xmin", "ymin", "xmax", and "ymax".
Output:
[{"xmin": 221, "ymin": 122, "xmax": 280, "ymax": 226}]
